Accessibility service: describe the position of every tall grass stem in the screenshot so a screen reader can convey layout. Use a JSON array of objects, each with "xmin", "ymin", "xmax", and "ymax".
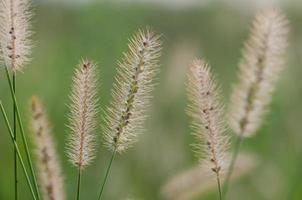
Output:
[
  {"xmin": 222, "ymin": 135, "xmax": 243, "ymax": 198},
  {"xmin": 4, "ymin": 67, "xmax": 41, "ymax": 200},
  {"xmin": 76, "ymin": 168, "xmax": 82, "ymax": 200},
  {"xmin": 13, "ymin": 73, "xmax": 18, "ymax": 200},
  {"xmin": 98, "ymin": 149, "xmax": 116, "ymax": 200},
  {"xmin": 216, "ymin": 175, "xmax": 222, "ymax": 200},
  {"xmin": 0, "ymin": 102, "xmax": 37, "ymax": 200}
]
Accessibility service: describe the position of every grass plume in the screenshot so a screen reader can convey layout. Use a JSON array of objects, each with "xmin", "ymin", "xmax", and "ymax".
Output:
[
  {"xmin": 66, "ymin": 59, "xmax": 99, "ymax": 169},
  {"xmin": 66, "ymin": 59, "xmax": 99, "ymax": 200},
  {"xmin": 224, "ymin": 8, "xmax": 289, "ymax": 198},
  {"xmin": 0, "ymin": 0, "xmax": 33, "ymax": 72},
  {"xmin": 103, "ymin": 28, "xmax": 162, "ymax": 153},
  {"xmin": 228, "ymin": 8, "xmax": 289, "ymax": 137},
  {"xmin": 30, "ymin": 96, "xmax": 65, "ymax": 200},
  {"xmin": 187, "ymin": 59, "xmax": 229, "ymax": 200}
]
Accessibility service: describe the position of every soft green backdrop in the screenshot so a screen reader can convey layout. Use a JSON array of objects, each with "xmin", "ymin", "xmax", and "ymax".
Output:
[{"xmin": 0, "ymin": 2, "xmax": 301, "ymax": 200}]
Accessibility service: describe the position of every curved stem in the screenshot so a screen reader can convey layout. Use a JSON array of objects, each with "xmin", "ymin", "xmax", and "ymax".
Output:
[
  {"xmin": 76, "ymin": 168, "xmax": 82, "ymax": 200},
  {"xmin": 4, "ymin": 67, "xmax": 41, "ymax": 200},
  {"xmin": 222, "ymin": 135, "xmax": 243, "ymax": 199},
  {"xmin": 97, "ymin": 149, "xmax": 116, "ymax": 200},
  {"xmin": 13, "ymin": 73, "xmax": 18, "ymax": 200},
  {"xmin": 0, "ymin": 102, "xmax": 37, "ymax": 200}
]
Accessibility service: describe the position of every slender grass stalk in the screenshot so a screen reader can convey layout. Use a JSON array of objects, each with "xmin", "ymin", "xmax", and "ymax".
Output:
[
  {"xmin": 222, "ymin": 135, "xmax": 243, "ymax": 197},
  {"xmin": 4, "ymin": 66, "xmax": 41, "ymax": 200},
  {"xmin": 97, "ymin": 149, "xmax": 116, "ymax": 200},
  {"xmin": 76, "ymin": 168, "xmax": 82, "ymax": 200},
  {"xmin": 0, "ymin": 101, "xmax": 37, "ymax": 200},
  {"xmin": 216, "ymin": 175, "xmax": 222, "ymax": 200},
  {"xmin": 13, "ymin": 72, "xmax": 18, "ymax": 200}
]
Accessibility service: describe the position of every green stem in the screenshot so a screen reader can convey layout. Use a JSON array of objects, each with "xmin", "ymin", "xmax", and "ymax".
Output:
[
  {"xmin": 97, "ymin": 149, "xmax": 116, "ymax": 200},
  {"xmin": 216, "ymin": 174, "xmax": 222, "ymax": 200},
  {"xmin": 222, "ymin": 135, "xmax": 243, "ymax": 199},
  {"xmin": 4, "ymin": 67, "xmax": 41, "ymax": 200},
  {"xmin": 13, "ymin": 73, "xmax": 18, "ymax": 200},
  {"xmin": 76, "ymin": 168, "xmax": 82, "ymax": 200},
  {"xmin": 0, "ymin": 102, "xmax": 37, "ymax": 200}
]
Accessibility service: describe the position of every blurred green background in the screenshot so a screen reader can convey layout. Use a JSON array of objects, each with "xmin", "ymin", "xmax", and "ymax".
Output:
[{"xmin": 0, "ymin": 0, "xmax": 302, "ymax": 199}]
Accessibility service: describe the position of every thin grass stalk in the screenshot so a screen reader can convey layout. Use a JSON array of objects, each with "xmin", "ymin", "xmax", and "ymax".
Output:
[
  {"xmin": 12, "ymin": 72, "xmax": 18, "ymax": 200},
  {"xmin": 4, "ymin": 66, "xmax": 41, "ymax": 200},
  {"xmin": 0, "ymin": 101, "xmax": 37, "ymax": 200},
  {"xmin": 97, "ymin": 149, "xmax": 116, "ymax": 200},
  {"xmin": 222, "ymin": 135, "xmax": 243, "ymax": 198},
  {"xmin": 76, "ymin": 168, "xmax": 82, "ymax": 200},
  {"xmin": 216, "ymin": 175, "xmax": 222, "ymax": 200}
]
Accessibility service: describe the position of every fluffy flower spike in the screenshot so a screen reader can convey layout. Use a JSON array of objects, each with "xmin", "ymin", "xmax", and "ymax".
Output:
[
  {"xmin": 0, "ymin": 0, "xmax": 33, "ymax": 72},
  {"xmin": 30, "ymin": 96, "xmax": 65, "ymax": 200},
  {"xmin": 187, "ymin": 59, "xmax": 229, "ymax": 175},
  {"xmin": 103, "ymin": 28, "xmax": 162, "ymax": 153},
  {"xmin": 229, "ymin": 8, "xmax": 289, "ymax": 137},
  {"xmin": 66, "ymin": 59, "xmax": 99, "ymax": 169}
]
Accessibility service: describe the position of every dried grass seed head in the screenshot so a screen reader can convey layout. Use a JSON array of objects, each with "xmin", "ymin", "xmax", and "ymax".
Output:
[
  {"xmin": 103, "ymin": 28, "xmax": 162, "ymax": 153},
  {"xmin": 187, "ymin": 59, "xmax": 229, "ymax": 175},
  {"xmin": 0, "ymin": 0, "xmax": 33, "ymax": 72},
  {"xmin": 228, "ymin": 8, "xmax": 289, "ymax": 137},
  {"xmin": 30, "ymin": 96, "xmax": 65, "ymax": 200},
  {"xmin": 66, "ymin": 59, "xmax": 99, "ymax": 169}
]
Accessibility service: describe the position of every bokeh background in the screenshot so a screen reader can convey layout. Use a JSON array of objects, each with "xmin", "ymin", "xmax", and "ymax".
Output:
[{"xmin": 0, "ymin": 0, "xmax": 302, "ymax": 199}]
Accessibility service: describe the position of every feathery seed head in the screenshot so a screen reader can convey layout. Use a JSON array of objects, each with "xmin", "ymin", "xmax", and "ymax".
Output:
[
  {"xmin": 229, "ymin": 8, "xmax": 289, "ymax": 137},
  {"xmin": 30, "ymin": 96, "xmax": 65, "ymax": 200},
  {"xmin": 0, "ymin": 0, "xmax": 33, "ymax": 72},
  {"xmin": 103, "ymin": 28, "xmax": 162, "ymax": 153},
  {"xmin": 187, "ymin": 59, "xmax": 229, "ymax": 176},
  {"xmin": 66, "ymin": 59, "xmax": 99, "ymax": 169}
]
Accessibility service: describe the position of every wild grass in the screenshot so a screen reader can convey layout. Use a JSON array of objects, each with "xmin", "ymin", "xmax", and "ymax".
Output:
[{"xmin": 0, "ymin": 2, "xmax": 291, "ymax": 200}]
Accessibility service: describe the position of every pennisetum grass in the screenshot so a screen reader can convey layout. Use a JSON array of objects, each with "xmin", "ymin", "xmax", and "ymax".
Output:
[
  {"xmin": 0, "ymin": 0, "xmax": 34, "ymax": 199},
  {"xmin": 98, "ymin": 28, "xmax": 162, "ymax": 199},
  {"xmin": 186, "ymin": 59, "xmax": 229, "ymax": 200},
  {"xmin": 66, "ymin": 59, "xmax": 99, "ymax": 200},
  {"xmin": 223, "ymin": 8, "xmax": 289, "ymax": 198},
  {"xmin": 30, "ymin": 96, "xmax": 65, "ymax": 200}
]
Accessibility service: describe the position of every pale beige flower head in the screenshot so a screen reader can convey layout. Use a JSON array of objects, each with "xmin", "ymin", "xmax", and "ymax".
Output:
[
  {"xmin": 187, "ymin": 59, "xmax": 229, "ymax": 176},
  {"xmin": 103, "ymin": 28, "xmax": 162, "ymax": 153},
  {"xmin": 30, "ymin": 96, "xmax": 65, "ymax": 200},
  {"xmin": 66, "ymin": 59, "xmax": 99, "ymax": 169},
  {"xmin": 0, "ymin": 0, "xmax": 33, "ymax": 72},
  {"xmin": 229, "ymin": 8, "xmax": 289, "ymax": 137}
]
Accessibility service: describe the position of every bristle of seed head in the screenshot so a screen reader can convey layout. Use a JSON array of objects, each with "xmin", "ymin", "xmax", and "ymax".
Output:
[
  {"xmin": 187, "ymin": 59, "xmax": 229, "ymax": 176},
  {"xmin": 103, "ymin": 28, "xmax": 162, "ymax": 153},
  {"xmin": 66, "ymin": 59, "xmax": 99, "ymax": 169},
  {"xmin": 228, "ymin": 8, "xmax": 289, "ymax": 137},
  {"xmin": 30, "ymin": 96, "xmax": 65, "ymax": 200},
  {"xmin": 0, "ymin": 0, "xmax": 33, "ymax": 72}
]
